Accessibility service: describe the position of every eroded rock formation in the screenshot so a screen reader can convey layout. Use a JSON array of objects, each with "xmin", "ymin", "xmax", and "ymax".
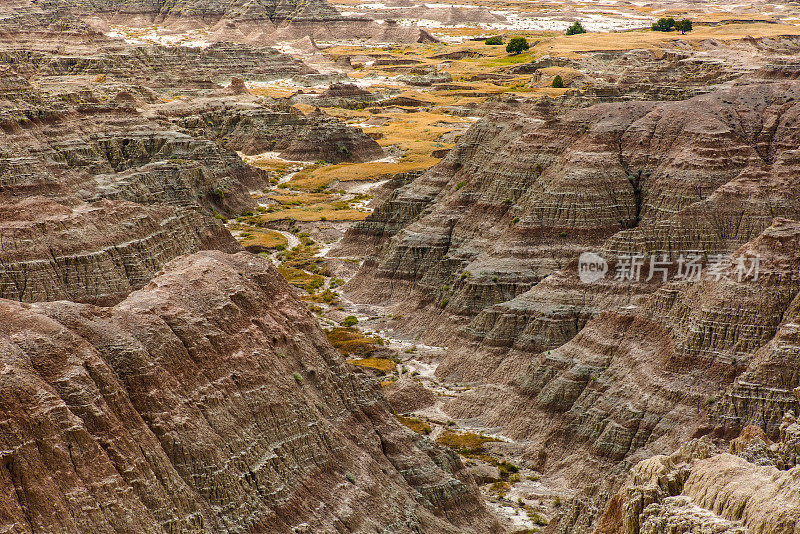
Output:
[
  {"xmin": 342, "ymin": 77, "xmax": 800, "ymax": 532},
  {"xmin": 0, "ymin": 251, "xmax": 499, "ymax": 533},
  {"xmin": 0, "ymin": 16, "xmax": 382, "ymax": 303}
]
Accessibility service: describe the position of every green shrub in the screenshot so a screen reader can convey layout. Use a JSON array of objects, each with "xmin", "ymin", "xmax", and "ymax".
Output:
[
  {"xmin": 329, "ymin": 278, "xmax": 346, "ymax": 289},
  {"xmin": 675, "ymin": 19, "xmax": 693, "ymax": 34},
  {"xmin": 293, "ymin": 371, "xmax": 303, "ymax": 384},
  {"xmin": 485, "ymin": 35, "xmax": 503, "ymax": 45},
  {"xmin": 498, "ymin": 461, "xmax": 519, "ymax": 479},
  {"xmin": 342, "ymin": 315, "xmax": 358, "ymax": 327},
  {"xmin": 552, "ymin": 75, "xmax": 565, "ymax": 88},
  {"xmin": 565, "ymin": 21, "xmax": 586, "ymax": 35},
  {"xmin": 506, "ymin": 36, "xmax": 530, "ymax": 55},
  {"xmin": 652, "ymin": 17, "xmax": 675, "ymax": 31},
  {"xmin": 456, "ymin": 180, "xmax": 466, "ymax": 190}
]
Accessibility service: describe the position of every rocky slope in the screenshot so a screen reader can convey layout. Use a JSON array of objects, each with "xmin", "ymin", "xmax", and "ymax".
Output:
[
  {"xmin": 0, "ymin": 197, "xmax": 238, "ymax": 305},
  {"xmin": 339, "ymin": 78, "xmax": 800, "ymax": 531},
  {"xmin": 0, "ymin": 251, "xmax": 500, "ymax": 533},
  {"xmin": 342, "ymin": 79, "xmax": 800, "ymax": 347},
  {"xmin": 0, "ymin": 18, "xmax": 382, "ymax": 304},
  {"xmin": 592, "ymin": 418, "xmax": 800, "ymax": 534},
  {"xmin": 0, "ymin": 0, "xmax": 433, "ymax": 44}
]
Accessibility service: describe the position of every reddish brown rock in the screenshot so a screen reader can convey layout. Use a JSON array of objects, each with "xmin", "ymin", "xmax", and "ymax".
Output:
[
  {"xmin": 0, "ymin": 197, "xmax": 238, "ymax": 304},
  {"xmin": 384, "ymin": 377, "xmax": 437, "ymax": 413},
  {"xmin": 0, "ymin": 251, "xmax": 500, "ymax": 533}
]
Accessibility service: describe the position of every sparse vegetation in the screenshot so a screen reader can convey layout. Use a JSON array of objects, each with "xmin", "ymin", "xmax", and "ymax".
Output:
[
  {"xmin": 279, "ymin": 266, "xmax": 325, "ymax": 293},
  {"xmin": 397, "ymin": 414, "xmax": 432, "ymax": 435},
  {"xmin": 527, "ymin": 511, "xmax": 549, "ymax": 526},
  {"xmin": 506, "ymin": 37, "xmax": 530, "ymax": 55},
  {"xmin": 675, "ymin": 19, "xmax": 693, "ymax": 34},
  {"xmin": 436, "ymin": 431, "xmax": 500, "ymax": 459},
  {"xmin": 498, "ymin": 460, "xmax": 520, "ymax": 480},
  {"xmin": 652, "ymin": 17, "xmax": 676, "ymax": 32},
  {"xmin": 237, "ymin": 229, "xmax": 288, "ymax": 250},
  {"xmin": 327, "ymin": 327, "xmax": 382, "ymax": 356},
  {"xmin": 565, "ymin": 21, "xmax": 586, "ymax": 36},
  {"xmin": 347, "ymin": 357, "xmax": 397, "ymax": 373}
]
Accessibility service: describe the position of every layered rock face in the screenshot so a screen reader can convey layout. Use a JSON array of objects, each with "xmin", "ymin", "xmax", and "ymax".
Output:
[
  {"xmin": 594, "ymin": 422, "xmax": 800, "ymax": 534},
  {"xmin": 0, "ymin": 198, "xmax": 238, "ymax": 304},
  {"xmin": 0, "ymin": 17, "xmax": 382, "ymax": 304},
  {"xmin": 539, "ymin": 36, "xmax": 800, "ymax": 102},
  {"xmin": 0, "ymin": 251, "xmax": 499, "ymax": 533},
  {"xmin": 342, "ymin": 78, "xmax": 800, "ymax": 531},
  {"xmin": 171, "ymin": 98, "xmax": 383, "ymax": 163},
  {"xmin": 1, "ymin": 0, "xmax": 433, "ymax": 44},
  {"xmin": 35, "ymin": 0, "xmax": 343, "ymax": 24},
  {"xmin": 0, "ymin": 79, "xmax": 257, "ymax": 303},
  {"xmin": 343, "ymin": 80, "xmax": 800, "ymax": 348}
]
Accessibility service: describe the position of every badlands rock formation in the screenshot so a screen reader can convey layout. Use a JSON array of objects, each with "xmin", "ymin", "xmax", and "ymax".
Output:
[
  {"xmin": 0, "ymin": 251, "xmax": 499, "ymax": 533},
  {"xmin": 344, "ymin": 79, "xmax": 800, "ymax": 348},
  {"xmin": 342, "ymin": 74, "xmax": 800, "ymax": 531},
  {"xmin": 594, "ymin": 419, "xmax": 800, "ymax": 534},
  {"xmin": 7, "ymin": 0, "xmax": 435, "ymax": 44},
  {"xmin": 0, "ymin": 2, "xmax": 500, "ymax": 531},
  {"xmin": 0, "ymin": 13, "xmax": 381, "ymax": 303}
]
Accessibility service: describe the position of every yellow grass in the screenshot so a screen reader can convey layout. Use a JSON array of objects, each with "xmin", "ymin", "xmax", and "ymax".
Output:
[
  {"xmin": 248, "ymin": 85, "xmax": 299, "ymax": 98},
  {"xmin": 255, "ymin": 205, "xmax": 369, "ymax": 222},
  {"xmin": 278, "ymin": 266, "xmax": 324, "ymax": 291},
  {"xmin": 248, "ymin": 158, "xmax": 290, "ymax": 174},
  {"xmin": 284, "ymin": 110, "xmax": 466, "ymax": 189},
  {"xmin": 268, "ymin": 192, "xmax": 334, "ymax": 205},
  {"xmin": 535, "ymin": 23, "xmax": 800, "ymax": 57},
  {"xmin": 436, "ymin": 431, "xmax": 500, "ymax": 455},
  {"xmin": 347, "ymin": 357, "xmax": 397, "ymax": 373},
  {"xmin": 238, "ymin": 229, "xmax": 288, "ymax": 249},
  {"xmin": 396, "ymin": 415, "xmax": 432, "ymax": 435},
  {"xmin": 327, "ymin": 327, "xmax": 383, "ymax": 355}
]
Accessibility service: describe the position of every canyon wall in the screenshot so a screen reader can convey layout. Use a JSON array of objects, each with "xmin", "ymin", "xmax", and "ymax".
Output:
[
  {"xmin": 0, "ymin": 251, "xmax": 499, "ymax": 533},
  {"xmin": 0, "ymin": 23, "xmax": 381, "ymax": 304},
  {"xmin": 342, "ymin": 75, "xmax": 800, "ymax": 531}
]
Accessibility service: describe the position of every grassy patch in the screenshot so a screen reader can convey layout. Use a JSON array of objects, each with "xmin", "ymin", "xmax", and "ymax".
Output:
[
  {"xmin": 238, "ymin": 229, "xmax": 288, "ymax": 250},
  {"xmin": 279, "ymin": 266, "xmax": 325, "ymax": 292},
  {"xmin": 491, "ymin": 51, "xmax": 536, "ymax": 65},
  {"xmin": 328, "ymin": 327, "xmax": 383, "ymax": 356},
  {"xmin": 254, "ymin": 205, "xmax": 369, "ymax": 222},
  {"xmin": 436, "ymin": 431, "xmax": 501, "ymax": 457},
  {"xmin": 397, "ymin": 414, "xmax": 432, "ymax": 435},
  {"xmin": 347, "ymin": 357, "xmax": 397, "ymax": 373},
  {"xmin": 303, "ymin": 289, "xmax": 339, "ymax": 304}
]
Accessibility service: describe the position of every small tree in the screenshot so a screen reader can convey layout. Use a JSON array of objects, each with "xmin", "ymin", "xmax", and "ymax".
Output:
[
  {"xmin": 506, "ymin": 36, "xmax": 530, "ymax": 55},
  {"xmin": 551, "ymin": 75, "xmax": 564, "ymax": 88},
  {"xmin": 651, "ymin": 17, "xmax": 675, "ymax": 32},
  {"xmin": 485, "ymin": 35, "xmax": 503, "ymax": 45},
  {"xmin": 565, "ymin": 21, "xmax": 586, "ymax": 36},
  {"xmin": 674, "ymin": 19, "xmax": 692, "ymax": 34}
]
